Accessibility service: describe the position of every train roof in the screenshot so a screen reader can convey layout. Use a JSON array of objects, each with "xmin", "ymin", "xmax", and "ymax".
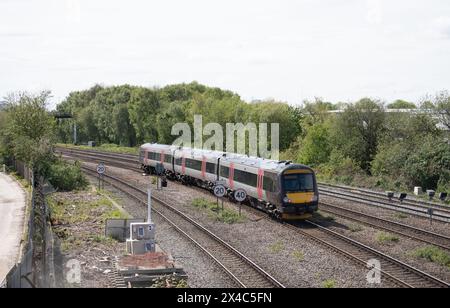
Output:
[
  {"xmin": 221, "ymin": 154, "xmax": 311, "ymax": 173},
  {"xmin": 176, "ymin": 147, "xmax": 225, "ymax": 159},
  {"xmin": 140, "ymin": 143, "xmax": 313, "ymax": 172},
  {"xmin": 141, "ymin": 143, "xmax": 224, "ymax": 158},
  {"xmin": 140, "ymin": 143, "xmax": 177, "ymax": 151}
]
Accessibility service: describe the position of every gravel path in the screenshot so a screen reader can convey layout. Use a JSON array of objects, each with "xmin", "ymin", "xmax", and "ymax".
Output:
[{"xmin": 83, "ymin": 162, "xmax": 387, "ymax": 288}]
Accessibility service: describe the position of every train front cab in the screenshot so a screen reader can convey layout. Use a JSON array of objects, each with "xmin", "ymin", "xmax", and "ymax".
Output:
[{"xmin": 279, "ymin": 166, "xmax": 319, "ymax": 220}]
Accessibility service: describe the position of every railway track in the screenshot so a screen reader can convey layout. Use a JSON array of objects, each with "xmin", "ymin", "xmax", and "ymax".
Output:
[
  {"xmin": 288, "ymin": 221, "xmax": 449, "ymax": 288},
  {"xmin": 318, "ymin": 202, "xmax": 450, "ymax": 251},
  {"xmin": 81, "ymin": 166, "xmax": 284, "ymax": 289},
  {"xmin": 238, "ymin": 206, "xmax": 449, "ymax": 288},
  {"xmin": 319, "ymin": 183, "xmax": 450, "ymax": 223},
  {"xmin": 320, "ymin": 182, "xmax": 449, "ymax": 209},
  {"xmin": 60, "ymin": 147, "xmax": 450, "ymax": 288},
  {"xmin": 56, "ymin": 148, "xmax": 139, "ymax": 170}
]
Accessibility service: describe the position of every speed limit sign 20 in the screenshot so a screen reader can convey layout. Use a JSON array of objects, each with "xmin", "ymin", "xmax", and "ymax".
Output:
[
  {"xmin": 213, "ymin": 185, "xmax": 226, "ymax": 198},
  {"xmin": 96, "ymin": 163, "xmax": 106, "ymax": 175}
]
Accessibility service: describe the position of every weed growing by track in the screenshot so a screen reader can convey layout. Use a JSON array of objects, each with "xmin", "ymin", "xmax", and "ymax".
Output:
[
  {"xmin": 292, "ymin": 250, "xmax": 305, "ymax": 262},
  {"xmin": 314, "ymin": 211, "xmax": 336, "ymax": 222},
  {"xmin": 321, "ymin": 279, "xmax": 337, "ymax": 288},
  {"xmin": 393, "ymin": 213, "xmax": 409, "ymax": 219},
  {"xmin": 47, "ymin": 186, "xmax": 128, "ymax": 253},
  {"xmin": 269, "ymin": 241, "xmax": 284, "ymax": 254},
  {"xmin": 412, "ymin": 246, "xmax": 450, "ymax": 269},
  {"xmin": 348, "ymin": 224, "xmax": 364, "ymax": 233},
  {"xmin": 376, "ymin": 232, "xmax": 400, "ymax": 245},
  {"xmin": 191, "ymin": 198, "xmax": 245, "ymax": 224}
]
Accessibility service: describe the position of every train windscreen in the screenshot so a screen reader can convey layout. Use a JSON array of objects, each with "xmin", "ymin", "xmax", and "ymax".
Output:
[{"xmin": 283, "ymin": 173, "xmax": 314, "ymax": 193}]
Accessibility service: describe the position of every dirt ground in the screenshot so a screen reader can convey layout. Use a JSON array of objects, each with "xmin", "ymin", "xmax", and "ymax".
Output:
[{"xmin": 48, "ymin": 185, "xmax": 128, "ymax": 288}]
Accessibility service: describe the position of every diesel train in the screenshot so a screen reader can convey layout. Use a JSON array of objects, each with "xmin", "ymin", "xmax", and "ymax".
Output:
[{"xmin": 139, "ymin": 143, "xmax": 319, "ymax": 220}]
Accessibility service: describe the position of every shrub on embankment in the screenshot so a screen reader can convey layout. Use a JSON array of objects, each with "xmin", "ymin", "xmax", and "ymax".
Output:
[{"xmin": 46, "ymin": 160, "xmax": 88, "ymax": 192}]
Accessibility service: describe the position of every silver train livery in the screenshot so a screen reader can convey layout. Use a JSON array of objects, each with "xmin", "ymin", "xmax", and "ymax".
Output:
[{"xmin": 139, "ymin": 143, "xmax": 319, "ymax": 220}]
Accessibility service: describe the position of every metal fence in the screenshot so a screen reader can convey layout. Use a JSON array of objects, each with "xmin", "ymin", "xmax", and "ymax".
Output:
[{"xmin": 1, "ymin": 163, "xmax": 56, "ymax": 288}]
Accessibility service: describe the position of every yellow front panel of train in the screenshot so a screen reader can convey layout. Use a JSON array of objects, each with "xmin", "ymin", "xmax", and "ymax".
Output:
[{"xmin": 286, "ymin": 192, "xmax": 315, "ymax": 203}]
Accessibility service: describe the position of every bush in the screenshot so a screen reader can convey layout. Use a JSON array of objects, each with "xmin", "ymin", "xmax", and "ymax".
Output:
[
  {"xmin": 298, "ymin": 123, "xmax": 331, "ymax": 166},
  {"xmin": 47, "ymin": 160, "xmax": 88, "ymax": 191},
  {"xmin": 403, "ymin": 137, "xmax": 450, "ymax": 189},
  {"xmin": 191, "ymin": 198, "xmax": 244, "ymax": 224},
  {"xmin": 372, "ymin": 142, "xmax": 410, "ymax": 177},
  {"xmin": 318, "ymin": 150, "xmax": 365, "ymax": 185},
  {"xmin": 376, "ymin": 232, "xmax": 399, "ymax": 244}
]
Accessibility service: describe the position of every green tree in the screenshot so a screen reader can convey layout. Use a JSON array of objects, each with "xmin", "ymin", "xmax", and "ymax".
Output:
[
  {"xmin": 247, "ymin": 101, "xmax": 301, "ymax": 152},
  {"xmin": 113, "ymin": 104, "xmax": 136, "ymax": 146},
  {"xmin": 0, "ymin": 109, "xmax": 10, "ymax": 163},
  {"xmin": 403, "ymin": 136, "xmax": 450, "ymax": 189},
  {"xmin": 300, "ymin": 98, "xmax": 337, "ymax": 127},
  {"xmin": 331, "ymin": 98, "xmax": 385, "ymax": 173},
  {"xmin": 433, "ymin": 91, "xmax": 450, "ymax": 130},
  {"xmin": 387, "ymin": 100, "xmax": 416, "ymax": 109},
  {"xmin": 128, "ymin": 87, "xmax": 161, "ymax": 144},
  {"xmin": 2, "ymin": 91, "xmax": 56, "ymax": 174},
  {"xmin": 156, "ymin": 101, "xmax": 188, "ymax": 145},
  {"xmin": 382, "ymin": 112, "xmax": 439, "ymax": 142},
  {"xmin": 298, "ymin": 123, "xmax": 331, "ymax": 166}
]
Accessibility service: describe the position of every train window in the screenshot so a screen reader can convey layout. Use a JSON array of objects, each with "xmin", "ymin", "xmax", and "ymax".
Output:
[
  {"xmin": 147, "ymin": 152, "xmax": 161, "ymax": 161},
  {"xmin": 234, "ymin": 169, "xmax": 257, "ymax": 187},
  {"xmin": 206, "ymin": 162, "xmax": 216, "ymax": 174},
  {"xmin": 164, "ymin": 155, "xmax": 172, "ymax": 163},
  {"xmin": 263, "ymin": 176, "xmax": 275, "ymax": 192},
  {"xmin": 186, "ymin": 159, "xmax": 202, "ymax": 171},
  {"xmin": 175, "ymin": 158, "xmax": 183, "ymax": 166},
  {"xmin": 283, "ymin": 173, "xmax": 314, "ymax": 193},
  {"xmin": 220, "ymin": 166, "xmax": 229, "ymax": 178}
]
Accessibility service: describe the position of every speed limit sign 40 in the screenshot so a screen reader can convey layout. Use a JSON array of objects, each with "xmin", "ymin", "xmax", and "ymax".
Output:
[
  {"xmin": 213, "ymin": 185, "xmax": 226, "ymax": 198},
  {"xmin": 234, "ymin": 189, "xmax": 247, "ymax": 202}
]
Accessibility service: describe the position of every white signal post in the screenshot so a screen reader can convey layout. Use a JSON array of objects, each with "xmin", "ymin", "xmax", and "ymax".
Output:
[{"xmin": 148, "ymin": 186, "xmax": 152, "ymax": 223}]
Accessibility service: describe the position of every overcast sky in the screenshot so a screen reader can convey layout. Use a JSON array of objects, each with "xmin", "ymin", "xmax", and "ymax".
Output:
[{"xmin": 1, "ymin": 0, "xmax": 450, "ymax": 108}]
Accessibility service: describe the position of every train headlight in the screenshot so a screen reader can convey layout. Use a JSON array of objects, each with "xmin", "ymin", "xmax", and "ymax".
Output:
[
  {"xmin": 312, "ymin": 195, "xmax": 318, "ymax": 202},
  {"xmin": 283, "ymin": 197, "xmax": 291, "ymax": 203}
]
